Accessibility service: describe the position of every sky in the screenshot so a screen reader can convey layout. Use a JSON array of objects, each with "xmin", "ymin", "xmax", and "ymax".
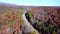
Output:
[{"xmin": 0, "ymin": 0, "xmax": 60, "ymax": 6}]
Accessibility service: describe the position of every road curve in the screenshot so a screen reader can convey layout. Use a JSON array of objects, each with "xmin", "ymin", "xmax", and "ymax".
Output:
[{"xmin": 22, "ymin": 12, "xmax": 40, "ymax": 34}]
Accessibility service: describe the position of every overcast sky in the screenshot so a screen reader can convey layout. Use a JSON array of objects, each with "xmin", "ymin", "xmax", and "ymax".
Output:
[{"xmin": 0, "ymin": 0, "xmax": 60, "ymax": 6}]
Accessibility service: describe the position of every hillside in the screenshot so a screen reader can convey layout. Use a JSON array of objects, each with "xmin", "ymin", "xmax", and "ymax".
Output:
[{"xmin": 0, "ymin": 3, "xmax": 60, "ymax": 34}]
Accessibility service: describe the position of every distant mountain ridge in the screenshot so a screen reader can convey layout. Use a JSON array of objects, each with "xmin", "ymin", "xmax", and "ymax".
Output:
[
  {"xmin": 0, "ymin": 3, "xmax": 24, "ymax": 6},
  {"xmin": 0, "ymin": 3, "xmax": 60, "ymax": 7}
]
